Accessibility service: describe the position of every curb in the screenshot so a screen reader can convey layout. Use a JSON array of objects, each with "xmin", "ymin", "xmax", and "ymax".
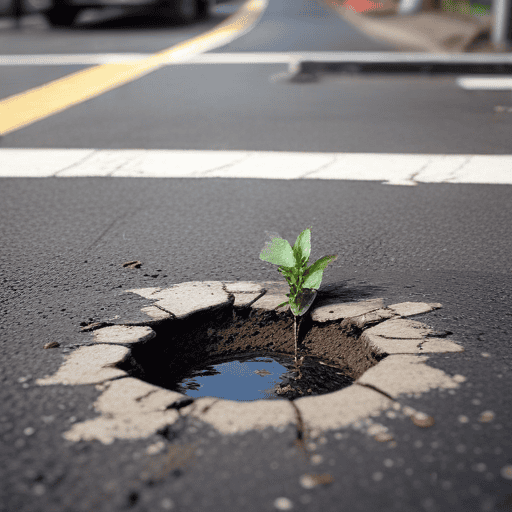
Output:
[
  {"xmin": 36, "ymin": 281, "xmax": 466, "ymax": 445},
  {"xmin": 290, "ymin": 52, "xmax": 512, "ymax": 78}
]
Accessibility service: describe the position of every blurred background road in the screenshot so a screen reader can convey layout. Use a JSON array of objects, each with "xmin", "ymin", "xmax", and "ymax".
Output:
[{"xmin": 1, "ymin": 0, "xmax": 511, "ymax": 511}]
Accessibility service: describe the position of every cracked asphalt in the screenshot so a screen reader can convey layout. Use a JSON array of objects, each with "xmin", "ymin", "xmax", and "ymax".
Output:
[{"xmin": 1, "ymin": 177, "xmax": 511, "ymax": 512}]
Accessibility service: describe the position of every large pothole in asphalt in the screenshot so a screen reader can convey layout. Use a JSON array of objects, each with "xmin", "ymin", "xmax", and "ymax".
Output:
[{"xmin": 117, "ymin": 306, "xmax": 385, "ymax": 401}]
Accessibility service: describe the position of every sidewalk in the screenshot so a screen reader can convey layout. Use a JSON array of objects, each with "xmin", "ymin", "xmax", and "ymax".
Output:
[{"xmin": 324, "ymin": 0, "xmax": 505, "ymax": 52}]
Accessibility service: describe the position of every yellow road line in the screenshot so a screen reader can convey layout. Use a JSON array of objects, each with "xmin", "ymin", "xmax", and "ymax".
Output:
[{"xmin": 0, "ymin": 0, "xmax": 266, "ymax": 136}]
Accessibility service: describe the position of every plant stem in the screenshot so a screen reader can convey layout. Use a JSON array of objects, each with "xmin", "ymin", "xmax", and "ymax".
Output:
[{"xmin": 294, "ymin": 315, "xmax": 297, "ymax": 363}]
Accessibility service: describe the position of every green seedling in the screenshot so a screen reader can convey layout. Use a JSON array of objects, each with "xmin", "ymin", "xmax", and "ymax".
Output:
[{"xmin": 259, "ymin": 227, "xmax": 337, "ymax": 362}]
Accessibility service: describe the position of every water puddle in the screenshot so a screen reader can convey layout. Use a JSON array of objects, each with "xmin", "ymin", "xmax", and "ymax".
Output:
[{"xmin": 177, "ymin": 355, "xmax": 288, "ymax": 401}]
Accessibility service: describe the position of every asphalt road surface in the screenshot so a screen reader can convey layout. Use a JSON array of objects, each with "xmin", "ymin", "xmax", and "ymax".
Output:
[{"xmin": 1, "ymin": 1, "xmax": 511, "ymax": 512}]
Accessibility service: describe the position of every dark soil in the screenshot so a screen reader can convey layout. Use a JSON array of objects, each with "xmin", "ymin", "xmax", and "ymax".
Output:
[{"xmin": 119, "ymin": 305, "xmax": 386, "ymax": 401}]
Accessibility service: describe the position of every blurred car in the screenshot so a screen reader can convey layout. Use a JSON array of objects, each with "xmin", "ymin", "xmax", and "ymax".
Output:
[{"xmin": 43, "ymin": 0, "xmax": 214, "ymax": 26}]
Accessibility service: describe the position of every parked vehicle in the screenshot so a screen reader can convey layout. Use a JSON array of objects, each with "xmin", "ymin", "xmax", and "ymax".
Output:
[{"xmin": 43, "ymin": 0, "xmax": 214, "ymax": 26}]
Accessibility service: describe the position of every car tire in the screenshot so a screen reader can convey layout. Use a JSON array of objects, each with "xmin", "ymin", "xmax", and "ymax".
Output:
[
  {"xmin": 196, "ymin": 0, "xmax": 212, "ymax": 19},
  {"xmin": 45, "ymin": 5, "xmax": 80, "ymax": 26},
  {"xmin": 171, "ymin": 0, "xmax": 198, "ymax": 22}
]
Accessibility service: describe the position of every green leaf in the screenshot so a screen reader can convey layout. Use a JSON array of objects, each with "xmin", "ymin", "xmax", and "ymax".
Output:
[
  {"xmin": 302, "ymin": 254, "xmax": 337, "ymax": 290},
  {"xmin": 290, "ymin": 288, "xmax": 318, "ymax": 316},
  {"xmin": 259, "ymin": 236, "xmax": 295, "ymax": 267},
  {"xmin": 276, "ymin": 300, "xmax": 289, "ymax": 309},
  {"xmin": 292, "ymin": 228, "xmax": 311, "ymax": 268}
]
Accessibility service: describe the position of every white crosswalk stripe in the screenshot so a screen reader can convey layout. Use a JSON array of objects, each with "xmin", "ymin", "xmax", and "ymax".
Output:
[{"xmin": 1, "ymin": 149, "xmax": 510, "ymax": 185}]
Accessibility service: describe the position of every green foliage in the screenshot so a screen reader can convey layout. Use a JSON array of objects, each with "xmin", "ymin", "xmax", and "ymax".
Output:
[{"xmin": 259, "ymin": 228, "xmax": 337, "ymax": 316}]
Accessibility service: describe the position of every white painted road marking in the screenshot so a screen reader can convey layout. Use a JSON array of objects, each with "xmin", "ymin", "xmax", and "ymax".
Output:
[
  {"xmin": 1, "ymin": 52, "xmax": 512, "ymax": 66},
  {"xmin": 1, "ymin": 149, "xmax": 510, "ymax": 185},
  {"xmin": 456, "ymin": 76, "xmax": 512, "ymax": 90}
]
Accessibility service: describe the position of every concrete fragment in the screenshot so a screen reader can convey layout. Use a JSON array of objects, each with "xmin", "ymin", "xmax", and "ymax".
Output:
[
  {"xmin": 151, "ymin": 282, "xmax": 232, "ymax": 319},
  {"xmin": 94, "ymin": 378, "xmax": 183, "ymax": 415},
  {"xmin": 294, "ymin": 385, "xmax": 393, "ymax": 436},
  {"xmin": 62, "ymin": 378, "xmax": 182, "ymax": 444},
  {"xmin": 420, "ymin": 338, "xmax": 464, "ymax": 353},
  {"xmin": 357, "ymin": 355, "xmax": 463, "ymax": 398},
  {"xmin": 364, "ymin": 318, "xmax": 432, "ymax": 339},
  {"xmin": 251, "ymin": 281, "xmax": 290, "ymax": 311},
  {"xmin": 63, "ymin": 410, "xmax": 180, "ymax": 444},
  {"xmin": 36, "ymin": 345, "xmax": 129, "ymax": 386},
  {"xmin": 223, "ymin": 281, "xmax": 264, "ymax": 294},
  {"xmin": 311, "ymin": 298, "xmax": 384, "ymax": 323},
  {"xmin": 140, "ymin": 305, "xmax": 173, "ymax": 322},
  {"xmin": 350, "ymin": 308, "xmax": 397, "ymax": 328},
  {"xmin": 183, "ymin": 397, "xmax": 296, "ymax": 435},
  {"xmin": 233, "ymin": 292, "xmax": 265, "ymax": 307},
  {"xmin": 388, "ymin": 302, "xmax": 442, "ymax": 317},
  {"xmin": 363, "ymin": 332, "xmax": 422, "ymax": 354},
  {"xmin": 93, "ymin": 325, "xmax": 156, "ymax": 345}
]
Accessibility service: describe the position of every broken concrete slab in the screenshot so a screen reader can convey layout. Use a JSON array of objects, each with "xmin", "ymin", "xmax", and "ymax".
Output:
[
  {"xmin": 363, "ymin": 332, "xmax": 422, "ymax": 354},
  {"xmin": 95, "ymin": 378, "xmax": 183, "ymax": 415},
  {"xmin": 294, "ymin": 384, "xmax": 394, "ymax": 436},
  {"xmin": 364, "ymin": 318, "xmax": 433, "ymax": 339},
  {"xmin": 93, "ymin": 325, "xmax": 156, "ymax": 345},
  {"xmin": 63, "ymin": 378, "xmax": 182, "ymax": 444},
  {"xmin": 63, "ymin": 408, "xmax": 180, "ymax": 444},
  {"xmin": 349, "ymin": 308, "xmax": 397, "ymax": 328},
  {"xmin": 388, "ymin": 301, "xmax": 442, "ymax": 317},
  {"xmin": 251, "ymin": 281, "xmax": 290, "ymax": 311},
  {"xmin": 356, "ymin": 355, "xmax": 462, "ymax": 398},
  {"xmin": 223, "ymin": 281, "xmax": 265, "ymax": 294},
  {"xmin": 150, "ymin": 282, "xmax": 232, "ymax": 319},
  {"xmin": 420, "ymin": 338, "xmax": 464, "ymax": 353},
  {"xmin": 183, "ymin": 397, "xmax": 296, "ymax": 435},
  {"xmin": 36, "ymin": 345, "xmax": 129, "ymax": 386},
  {"xmin": 310, "ymin": 298, "xmax": 384, "ymax": 323},
  {"xmin": 140, "ymin": 305, "xmax": 173, "ymax": 323},
  {"xmin": 232, "ymin": 292, "xmax": 265, "ymax": 308}
]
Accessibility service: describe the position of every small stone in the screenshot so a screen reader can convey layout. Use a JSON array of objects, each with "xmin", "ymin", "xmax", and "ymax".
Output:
[
  {"xmin": 478, "ymin": 411, "xmax": 495, "ymax": 423},
  {"xmin": 411, "ymin": 413, "xmax": 435, "ymax": 428},
  {"xmin": 122, "ymin": 261, "xmax": 142, "ymax": 269},
  {"xmin": 310, "ymin": 454, "xmax": 323, "ymax": 465},
  {"xmin": 24, "ymin": 427, "xmax": 35, "ymax": 436},
  {"xmin": 500, "ymin": 465, "xmax": 512, "ymax": 480},
  {"xmin": 374, "ymin": 432, "xmax": 394, "ymax": 442},
  {"xmin": 273, "ymin": 497, "xmax": 293, "ymax": 510},
  {"xmin": 160, "ymin": 498, "xmax": 174, "ymax": 510},
  {"xmin": 300, "ymin": 473, "xmax": 333, "ymax": 489},
  {"xmin": 44, "ymin": 341, "xmax": 60, "ymax": 349}
]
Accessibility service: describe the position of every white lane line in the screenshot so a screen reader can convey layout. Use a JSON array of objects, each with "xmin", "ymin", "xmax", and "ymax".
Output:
[
  {"xmin": 2, "ymin": 52, "xmax": 512, "ymax": 66},
  {"xmin": 456, "ymin": 76, "xmax": 512, "ymax": 90},
  {"xmin": 1, "ymin": 149, "xmax": 511, "ymax": 185}
]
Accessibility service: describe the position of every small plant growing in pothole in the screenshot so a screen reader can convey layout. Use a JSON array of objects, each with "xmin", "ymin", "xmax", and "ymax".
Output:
[{"xmin": 259, "ymin": 227, "xmax": 337, "ymax": 362}]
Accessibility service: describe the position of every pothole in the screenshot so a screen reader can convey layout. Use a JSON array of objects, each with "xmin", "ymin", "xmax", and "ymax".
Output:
[
  {"xmin": 36, "ymin": 281, "xmax": 466, "ymax": 444},
  {"xmin": 116, "ymin": 308, "xmax": 381, "ymax": 402}
]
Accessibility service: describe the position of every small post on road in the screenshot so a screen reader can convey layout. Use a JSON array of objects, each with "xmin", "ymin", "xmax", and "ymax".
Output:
[
  {"xmin": 492, "ymin": 0, "xmax": 512, "ymax": 49},
  {"xmin": 11, "ymin": 0, "xmax": 23, "ymax": 29}
]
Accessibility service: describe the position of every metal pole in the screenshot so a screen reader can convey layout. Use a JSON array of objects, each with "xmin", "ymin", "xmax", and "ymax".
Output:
[{"xmin": 492, "ymin": 0, "xmax": 512, "ymax": 49}]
